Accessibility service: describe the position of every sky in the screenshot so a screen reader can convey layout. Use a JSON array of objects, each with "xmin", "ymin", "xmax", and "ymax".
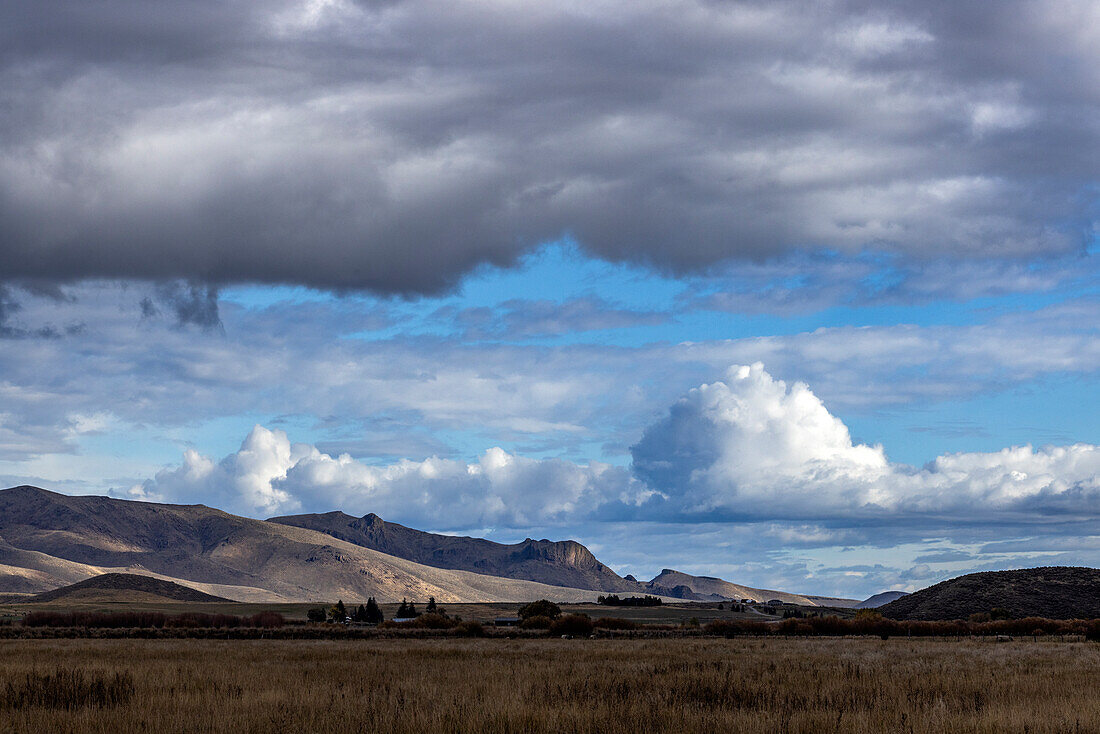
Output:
[{"xmin": 0, "ymin": 0, "xmax": 1098, "ymax": 599}]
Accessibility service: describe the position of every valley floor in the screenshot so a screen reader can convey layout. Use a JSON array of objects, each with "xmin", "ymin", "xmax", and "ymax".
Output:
[
  {"xmin": 0, "ymin": 600, "xmax": 805, "ymax": 626},
  {"xmin": 0, "ymin": 637, "xmax": 1097, "ymax": 733}
]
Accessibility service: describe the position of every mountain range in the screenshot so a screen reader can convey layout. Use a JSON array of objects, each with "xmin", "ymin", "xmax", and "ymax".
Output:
[
  {"xmin": 0, "ymin": 485, "xmax": 859, "ymax": 605},
  {"xmin": 269, "ymin": 511, "xmax": 633, "ymax": 592}
]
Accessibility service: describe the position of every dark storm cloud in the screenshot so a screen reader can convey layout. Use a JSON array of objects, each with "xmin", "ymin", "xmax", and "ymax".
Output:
[
  {"xmin": 0, "ymin": 284, "xmax": 76, "ymax": 339},
  {"xmin": 1, "ymin": 0, "xmax": 1097, "ymax": 293},
  {"xmin": 154, "ymin": 282, "xmax": 223, "ymax": 330},
  {"xmin": 0, "ymin": 285, "xmax": 20, "ymax": 337}
]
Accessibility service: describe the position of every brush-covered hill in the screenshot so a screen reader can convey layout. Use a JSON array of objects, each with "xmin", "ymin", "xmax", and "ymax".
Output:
[
  {"xmin": 642, "ymin": 569, "xmax": 858, "ymax": 607},
  {"xmin": 268, "ymin": 511, "xmax": 637, "ymax": 592},
  {"xmin": 855, "ymin": 591, "xmax": 908, "ymax": 609},
  {"xmin": 879, "ymin": 567, "xmax": 1100, "ymax": 620},
  {"xmin": 0, "ymin": 486, "xmax": 608, "ymax": 603},
  {"xmin": 28, "ymin": 573, "xmax": 230, "ymax": 604}
]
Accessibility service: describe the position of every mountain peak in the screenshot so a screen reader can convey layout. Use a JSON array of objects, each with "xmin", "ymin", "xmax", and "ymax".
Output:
[{"xmin": 270, "ymin": 511, "xmax": 634, "ymax": 592}]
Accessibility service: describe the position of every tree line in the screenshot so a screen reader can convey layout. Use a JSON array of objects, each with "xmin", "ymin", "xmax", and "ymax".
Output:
[
  {"xmin": 596, "ymin": 595, "xmax": 663, "ymax": 607},
  {"xmin": 705, "ymin": 612, "xmax": 1100, "ymax": 639},
  {"xmin": 308, "ymin": 596, "xmax": 448, "ymax": 625}
]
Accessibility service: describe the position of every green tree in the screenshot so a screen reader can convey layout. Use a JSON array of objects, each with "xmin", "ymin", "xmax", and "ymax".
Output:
[
  {"xmin": 307, "ymin": 607, "xmax": 326, "ymax": 623},
  {"xmin": 365, "ymin": 597, "xmax": 383, "ymax": 624},
  {"xmin": 425, "ymin": 597, "xmax": 437, "ymax": 614},
  {"xmin": 329, "ymin": 599, "xmax": 347, "ymax": 622},
  {"xmin": 519, "ymin": 599, "xmax": 561, "ymax": 620}
]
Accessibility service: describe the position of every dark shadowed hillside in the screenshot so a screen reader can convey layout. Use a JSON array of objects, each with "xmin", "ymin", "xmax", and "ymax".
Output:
[
  {"xmin": 879, "ymin": 567, "xmax": 1100, "ymax": 620},
  {"xmin": 268, "ymin": 511, "xmax": 636, "ymax": 591},
  {"xmin": 28, "ymin": 573, "xmax": 230, "ymax": 603}
]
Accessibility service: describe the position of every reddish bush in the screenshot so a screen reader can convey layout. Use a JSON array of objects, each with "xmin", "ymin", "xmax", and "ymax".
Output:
[
  {"xmin": 23, "ymin": 610, "xmax": 284, "ymax": 630},
  {"xmin": 249, "ymin": 612, "xmax": 285, "ymax": 629},
  {"xmin": 703, "ymin": 619, "xmax": 770, "ymax": 637},
  {"xmin": 22, "ymin": 611, "xmax": 167, "ymax": 628}
]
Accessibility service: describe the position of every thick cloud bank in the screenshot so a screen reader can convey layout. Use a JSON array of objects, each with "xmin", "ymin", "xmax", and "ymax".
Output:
[
  {"xmin": 3, "ymin": 0, "xmax": 1098, "ymax": 291},
  {"xmin": 137, "ymin": 364, "xmax": 1100, "ymax": 529}
]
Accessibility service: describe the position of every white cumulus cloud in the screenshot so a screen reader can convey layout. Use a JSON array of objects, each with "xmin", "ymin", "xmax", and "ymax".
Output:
[
  {"xmin": 631, "ymin": 363, "xmax": 1100, "ymax": 521},
  {"xmin": 136, "ymin": 425, "xmax": 639, "ymax": 525}
]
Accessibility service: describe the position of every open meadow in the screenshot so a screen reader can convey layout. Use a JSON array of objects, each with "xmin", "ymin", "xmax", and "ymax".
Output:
[{"xmin": 1, "ymin": 636, "xmax": 1098, "ymax": 734}]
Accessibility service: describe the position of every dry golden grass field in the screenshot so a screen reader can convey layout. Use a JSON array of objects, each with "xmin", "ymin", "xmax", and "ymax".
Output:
[{"xmin": 1, "ymin": 637, "xmax": 1098, "ymax": 733}]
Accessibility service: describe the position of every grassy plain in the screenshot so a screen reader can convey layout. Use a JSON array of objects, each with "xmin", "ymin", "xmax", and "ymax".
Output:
[{"xmin": 1, "ymin": 637, "xmax": 1098, "ymax": 733}]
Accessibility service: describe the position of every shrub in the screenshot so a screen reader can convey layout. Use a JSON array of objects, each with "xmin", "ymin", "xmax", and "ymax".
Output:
[
  {"xmin": 593, "ymin": 617, "xmax": 638, "ymax": 631},
  {"xmin": 306, "ymin": 608, "xmax": 327, "ymax": 623},
  {"xmin": 413, "ymin": 613, "xmax": 456, "ymax": 630},
  {"xmin": 779, "ymin": 618, "xmax": 813, "ymax": 636},
  {"xmin": 596, "ymin": 595, "xmax": 662, "ymax": 607},
  {"xmin": 520, "ymin": 615, "xmax": 553, "ymax": 630},
  {"xmin": 22, "ymin": 610, "xmax": 284, "ymax": 630},
  {"xmin": 453, "ymin": 621, "xmax": 485, "ymax": 638},
  {"xmin": 805, "ymin": 615, "xmax": 848, "ymax": 636},
  {"xmin": 249, "ymin": 612, "xmax": 285, "ymax": 629},
  {"xmin": 550, "ymin": 614, "xmax": 594, "ymax": 637},
  {"xmin": 518, "ymin": 600, "xmax": 562, "ymax": 620},
  {"xmin": 22, "ymin": 612, "xmax": 168, "ymax": 628}
]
